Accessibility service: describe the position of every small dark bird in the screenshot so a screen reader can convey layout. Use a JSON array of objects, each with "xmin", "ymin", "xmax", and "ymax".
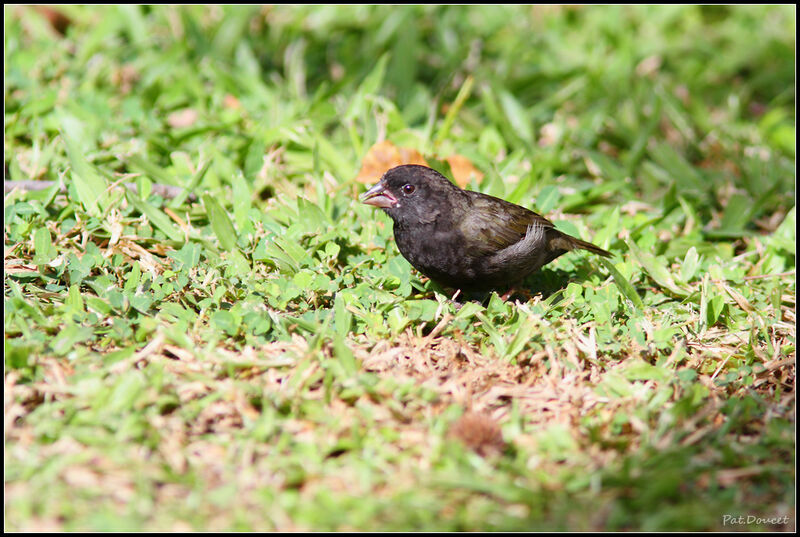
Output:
[{"xmin": 361, "ymin": 164, "xmax": 610, "ymax": 292}]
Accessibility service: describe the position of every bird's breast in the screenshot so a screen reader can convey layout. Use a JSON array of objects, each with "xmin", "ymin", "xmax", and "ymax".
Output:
[{"xmin": 393, "ymin": 222, "xmax": 479, "ymax": 287}]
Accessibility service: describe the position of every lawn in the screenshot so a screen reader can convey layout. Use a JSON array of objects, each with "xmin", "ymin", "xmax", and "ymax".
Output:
[{"xmin": 4, "ymin": 5, "xmax": 795, "ymax": 531}]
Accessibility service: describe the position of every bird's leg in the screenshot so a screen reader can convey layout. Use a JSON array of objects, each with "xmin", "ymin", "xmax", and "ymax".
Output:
[
  {"xmin": 449, "ymin": 288, "xmax": 490, "ymax": 308},
  {"xmin": 499, "ymin": 287, "xmax": 534, "ymax": 302}
]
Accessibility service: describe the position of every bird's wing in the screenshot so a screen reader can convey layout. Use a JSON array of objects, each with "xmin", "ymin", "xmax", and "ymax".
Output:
[{"xmin": 458, "ymin": 193, "xmax": 556, "ymax": 257}]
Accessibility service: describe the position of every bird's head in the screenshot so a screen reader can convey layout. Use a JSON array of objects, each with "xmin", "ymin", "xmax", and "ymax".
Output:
[{"xmin": 360, "ymin": 165, "xmax": 459, "ymax": 226}]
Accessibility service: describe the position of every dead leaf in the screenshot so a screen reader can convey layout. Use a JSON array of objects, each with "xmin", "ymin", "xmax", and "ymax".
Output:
[
  {"xmin": 539, "ymin": 122, "xmax": 561, "ymax": 147},
  {"xmin": 223, "ymin": 94, "xmax": 241, "ymax": 109},
  {"xmin": 354, "ymin": 141, "xmax": 484, "ymax": 189},
  {"xmin": 636, "ymin": 55, "xmax": 662, "ymax": 78},
  {"xmin": 4, "ymin": 259, "xmax": 37, "ymax": 274},
  {"xmin": 31, "ymin": 6, "xmax": 72, "ymax": 35},
  {"xmin": 448, "ymin": 411, "xmax": 506, "ymax": 457},
  {"xmin": 111, "ymin": 65, "xmax": 139, "ymax": 94},
  {"xmin": 354, "ymin": 140, "xmax": 428, "ymax": 184},
  {"xmin": 167, "ymin": 108, "xmax": 199, "ymax": 129},
  {"xmin": 445, "ymin": 154, "xmax": 484, "ymax": 187}
]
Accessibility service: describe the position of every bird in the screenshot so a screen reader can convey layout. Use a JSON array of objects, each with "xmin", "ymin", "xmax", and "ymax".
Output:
[{"xmin": 360, "ymin": 164, "xmax": 610, "ymax": 293}]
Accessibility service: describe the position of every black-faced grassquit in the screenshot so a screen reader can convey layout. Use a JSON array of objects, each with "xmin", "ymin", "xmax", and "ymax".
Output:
[{"xmin": 361, "ymin": 164, "xmax": 610, "ymax": 292}]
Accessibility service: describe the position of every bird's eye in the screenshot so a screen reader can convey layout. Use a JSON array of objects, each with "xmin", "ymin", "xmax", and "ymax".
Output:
[{"xmin": 402, "ymin": 184, "xmax": 416, "ymax": 195}]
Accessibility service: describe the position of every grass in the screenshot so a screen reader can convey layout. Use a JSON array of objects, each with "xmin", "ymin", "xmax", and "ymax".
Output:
[{"xmin": 4, "ymin": 5, "xmax": 796, "ymax": 532}]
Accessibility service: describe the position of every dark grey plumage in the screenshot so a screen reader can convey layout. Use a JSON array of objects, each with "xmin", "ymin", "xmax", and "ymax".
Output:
[{"xmin": 361, "ymin": 164, "xmax": 610, "ymax": 291}]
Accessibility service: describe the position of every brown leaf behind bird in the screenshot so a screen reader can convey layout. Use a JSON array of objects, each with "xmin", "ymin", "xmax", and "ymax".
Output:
[
  {"xmin": 355, "ymin": 140, "xmax": 429, "ymax": 184},
  {"xmin": 444, "ymin": 154, "xmax": 484, "ymax": 188},
  {"xmin": 355, "ymin": 140, "xmax": 483, "ymax": 188}
]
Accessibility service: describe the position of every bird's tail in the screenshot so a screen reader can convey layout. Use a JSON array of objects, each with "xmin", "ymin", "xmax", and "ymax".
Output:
[{"xmin": 552, "ymin": 234, "xmax": 612, "ymax": 258}]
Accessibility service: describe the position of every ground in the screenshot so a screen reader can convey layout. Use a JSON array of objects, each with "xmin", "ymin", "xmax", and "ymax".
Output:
[{"xmin": 4, "ymin": 5, "xmax": 796, "ymax": 531}]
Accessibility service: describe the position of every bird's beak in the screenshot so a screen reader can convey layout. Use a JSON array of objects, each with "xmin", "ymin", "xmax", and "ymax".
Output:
[{"xmin": 360, "ymin": 180, "xmax": 398, "ymax": 208}]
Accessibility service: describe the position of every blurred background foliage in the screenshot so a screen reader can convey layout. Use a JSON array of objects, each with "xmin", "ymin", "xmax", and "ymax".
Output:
[{"xmin": 5, "ymin": 5, "xmax": 795, "ymax": 217}]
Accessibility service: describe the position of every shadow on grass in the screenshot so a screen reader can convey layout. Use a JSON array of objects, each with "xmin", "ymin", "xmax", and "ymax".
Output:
[
  {"xmin": 497, "ymin": 260, "xmax": 603, "ymax": 303},
  {"xmin": 421, "ymin": 260, "xmax": 602, "ymax": 305}
]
